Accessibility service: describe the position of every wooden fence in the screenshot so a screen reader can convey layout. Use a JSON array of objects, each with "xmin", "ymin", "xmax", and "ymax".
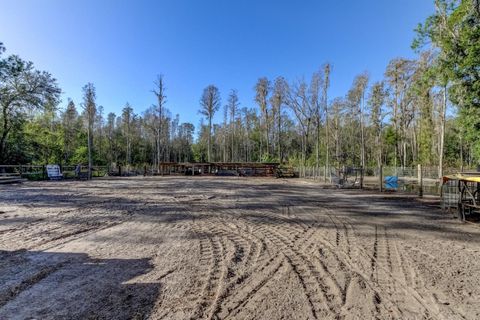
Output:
[{"xmin": 0, "ymin": 165, "xmax": 108, "ymax": 180}]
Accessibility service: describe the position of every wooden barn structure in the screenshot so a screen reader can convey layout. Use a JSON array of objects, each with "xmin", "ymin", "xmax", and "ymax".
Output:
[{"xmin": 156, "ymin": 162, "xmax": 280, "ymax": 177}]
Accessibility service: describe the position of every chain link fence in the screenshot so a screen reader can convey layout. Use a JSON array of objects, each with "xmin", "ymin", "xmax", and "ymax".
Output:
[{"xmin": 294, "ymin": 165, "xmax": 456, "ymax": 196}]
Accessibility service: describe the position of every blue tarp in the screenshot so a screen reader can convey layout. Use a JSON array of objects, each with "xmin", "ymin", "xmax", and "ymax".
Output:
[{"xmin": 384, "ymin": 176, "xmax": 398, "ymax": 190}]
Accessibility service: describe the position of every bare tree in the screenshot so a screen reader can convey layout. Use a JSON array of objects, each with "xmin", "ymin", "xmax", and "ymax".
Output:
[
  {"xmin": 438, "ymin": 85, "xmax": 447, "ymax": 178},
  {"xmin": 322, "ymin": 64, "xmax": 331, "ymax": 180},
  {"xmin": 368, "ymin": 81, "xmax": 387, "ymax": 168},
  {"xmin": 222, "ymin": 104, "xmax": 228, "ymax": 162},
  {"xmin": 309, "ymin": 71, "xmax": 322, "ymax": 173},
  {"xmin": 331, "ymin": 98, "xmax": 346, "ymax": 165},
  {"xmin": 227, "ymin": 89, "xmax": 240, "ymax": 162},
  {"xmin": 199, "ymin": 85, "xmax": 221, "ymax": 162},
  {"xmin": 152, "ymin": 75, "xmax": 167, "ymax": 170},
  {"xmin": 270, "ymin": 77, "xmax": 287, "ymax": 162},
  {"xmin": 347, "ymin": 72, "xmax": 369, "ymax": 168},
  {"xmin": 385, "ymin": 58, "xmax": 415, "ymax": 169},
  {"xmin": 255, "ymin": 77, "xmax": 271, "ymax": 160},
  {"xmin": 286, "ymin": 79, "xmax": 314, "ymax": 170}
]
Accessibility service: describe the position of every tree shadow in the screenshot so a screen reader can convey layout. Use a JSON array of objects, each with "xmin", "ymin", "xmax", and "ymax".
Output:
[{"xmin": 0, "ymin": 249, "xmax": 160, "ymax": 319}]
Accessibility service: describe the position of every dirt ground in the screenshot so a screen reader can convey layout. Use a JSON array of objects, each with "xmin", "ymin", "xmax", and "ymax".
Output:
[{"xmin": 1, "ymin": 176, "xmax": 479, "ymax": 320}]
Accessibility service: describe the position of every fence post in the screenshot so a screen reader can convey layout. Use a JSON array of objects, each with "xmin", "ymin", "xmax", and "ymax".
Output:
[
  {"xmin": 360, "ymin": 166, "xmax": 364, "ymax": 189},
  {"xmin": 418, "ymin": 164, "xmax": 423, "ymax": 197},
  {"xmin": 379, "ymin": 165, "xmax": 383, "ymax": 192}
]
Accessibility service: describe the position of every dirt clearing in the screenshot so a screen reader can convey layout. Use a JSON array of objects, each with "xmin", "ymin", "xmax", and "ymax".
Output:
[{"xmin": 1, "ymin": 176, "xmax": 479, "ymax": 319}]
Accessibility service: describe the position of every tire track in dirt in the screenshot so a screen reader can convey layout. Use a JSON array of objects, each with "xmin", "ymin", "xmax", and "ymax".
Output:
[
  {"xmin": 218, "ymin": 255, "xmax": 285, "ymax": 319},
  {"xmin": 214, "ymin": 210, "xmax": 265, "ymax": 269},
  {"xmin": 196, "ymin": 210, "xmax": 282, "ymax": 319},
  {"xmin": 296, "ymin": 209, "xmax": 403, "ymax": 318},
  {"xmin": 331, "ymin": 213, "xmax": 417, "ymax": 318},
  {"xmin": 248, "ymin": 216, "xmax": 337, "ymax": 318},
  {"xmin": 172, "ymin": 193, "xmax": 463, "ymax": 320},
  {"xmin": 0, "ymin": 261, "xmax": 66, "ymax": 308},
  {"xmin": 214, "ymin": 202, "xmax": 405, "ymax": 319},
  {"xmin": 35, "ymin": 222, "xmax": 124, "ymax": 251},
  {"xmin": 263, "ymin": 206, "xmax": 357, "ymax": 316},
  {"xmin": 392, "ymin": 236, "xmax": 467, "ymax": 320},
  {"xmin": 196, "ymin": 218, "xmax": 270, "ymax": 319},
  {"xmin": 206, "ymin": 219, "xmax": 282, "ymax": 318},
  {"xmin": 334, "ymin": 213, "xmax": 465, "ymax": 320},
  {"xmin": 292, "ymin": 206, "xmax": 382, "ymax": 316},
  {"xmin": 187, "ymin": 232, "xmax": 226, "ymax": 320},
  {"xmin": 202, "ymin": 207, "xmax": 323, "ymax": 319},
  {"xmin": 0, "ymin": 220, "xmax": 126, "ymax": 260},
  {"xmin": 171, "ymin": 200, "xmax": 265, "ymax": 320}
]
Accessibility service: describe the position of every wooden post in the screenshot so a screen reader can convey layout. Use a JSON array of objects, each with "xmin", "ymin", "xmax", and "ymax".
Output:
[
  {"xmin": 379, "ymin": 165, "xmax": 383, "ymax": 192},
  {"xmin": 476, "ymin": 166, "xmax": 480, "ymax": 204},
  {"xmin": 457, "ymin": 180, "xmax": 465, "ymax": 220},
  {"xmin": 360, "ymin": 167, "xmax": 364, "ymax": 189},
  {"xmin": 418, "ymin": 164, "xmax": 423, "ymax": 197}
]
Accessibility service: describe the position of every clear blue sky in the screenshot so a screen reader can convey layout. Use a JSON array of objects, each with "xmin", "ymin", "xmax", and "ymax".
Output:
[{"xmin": 1, "ymin": 0, "xmax": 433, "ymax": 127}]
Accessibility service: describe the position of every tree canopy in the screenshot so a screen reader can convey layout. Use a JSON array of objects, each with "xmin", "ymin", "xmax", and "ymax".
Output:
[{"xmin": 1, "ymin": 1, "xmax": 479, "ymax": 173}]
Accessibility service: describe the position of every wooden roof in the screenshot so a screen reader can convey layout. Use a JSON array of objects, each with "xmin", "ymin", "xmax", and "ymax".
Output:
[{"xmin": 158, "ymin": 162, "xmax": 279, "ymax": 166}]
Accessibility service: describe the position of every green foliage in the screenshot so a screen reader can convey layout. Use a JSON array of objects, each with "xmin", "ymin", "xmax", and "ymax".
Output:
[
  {"xmin": 71, "ymin": 146, "xmax": 89, "ymax": 164},
  {"xmin": 0, "ymin": 44, "xmax": 61, "ymax": 163},
  {"xmin": 261, "ymin": 153, "xmax": 277, "ymax": 163},
  {"xmin": 444, "ymin": 119, "xmax": 463, "ymax": 166},
  {"xmin": 3, "ymin": 3, "xmax": 480, "ymax": 170},
  {"xmin": 383, "ymin": 126, "xmax": 398, "ymax": 148},
  {"xmin": 192, "ymin": 143, "xmax": 206, "ymax": 163},
  {"xmin": 415, "ymin": 0, "xmax": 480, "ymax": 160}
]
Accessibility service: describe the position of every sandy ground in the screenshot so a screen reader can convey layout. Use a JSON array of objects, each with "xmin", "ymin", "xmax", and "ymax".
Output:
[{"xmin": 0, "ymin": 176, "xmax": 479, "ymax": 320}]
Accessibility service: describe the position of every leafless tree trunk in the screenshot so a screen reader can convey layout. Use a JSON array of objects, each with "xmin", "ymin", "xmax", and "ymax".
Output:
[
  {"xmin": 255, "ymin": 78, "xmax": 271, "ymax": 160},
  {"xmin": 227, "ymin": 90, "xmax": 239, "ymax": 162},
  {"xmin": 152, "ymin": 75, "xmax": 167, "ymax": 172},
  {"xmin": 200, "ymin": 85, "xmax": 221, "ymax": 163},
  {"xmin": 438, "ymin": 85, "xmax": 447, "ymax": 178},
  {"xmin": 223, "ymin": 105, "xmax": 228, "ymax": 162},
  {"xmin": 271, "ymin": 77, "xmax": 286, "ymax": 163},
  {"xmin": 286, "ymin": 79, "xmax": 314, "ymax": 169},
  {"xmin": 323, "ymin": 64, "xmax": 331, "ymax": 181}
]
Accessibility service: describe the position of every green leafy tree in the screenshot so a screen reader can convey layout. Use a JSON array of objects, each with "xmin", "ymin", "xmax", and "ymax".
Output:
[
  {"xmin": 0, "ymin": 43, "xmax": 61, "ymax": 163},
  {"xmin": 121, "ymin": 103, "xmax": 134, "ymax": 166},
  {"xmin": 62, "ymin": 100, "xmax": 81, "ymax": 164},
  {"xmin": 414, "ymin": 0, "xmax": 480, "ymax": 159},
  {"xmin": 81, "ymin": 83, "xmax": 96, "ymax": 179}
]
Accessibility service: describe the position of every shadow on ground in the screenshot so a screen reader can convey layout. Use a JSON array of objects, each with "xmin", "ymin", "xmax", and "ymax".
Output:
[{"xmin": 0, "ymin": 249, "xmax": 159, "ymax": 319}]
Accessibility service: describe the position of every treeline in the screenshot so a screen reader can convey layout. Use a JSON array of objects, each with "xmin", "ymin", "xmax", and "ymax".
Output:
[
  {"xmin": 0, "ymin": 68, "xmax": 196, "ymax": 167},
  {"xmin": 1, "ymin": 1, "xmax": 478, "ymax": 176}
]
